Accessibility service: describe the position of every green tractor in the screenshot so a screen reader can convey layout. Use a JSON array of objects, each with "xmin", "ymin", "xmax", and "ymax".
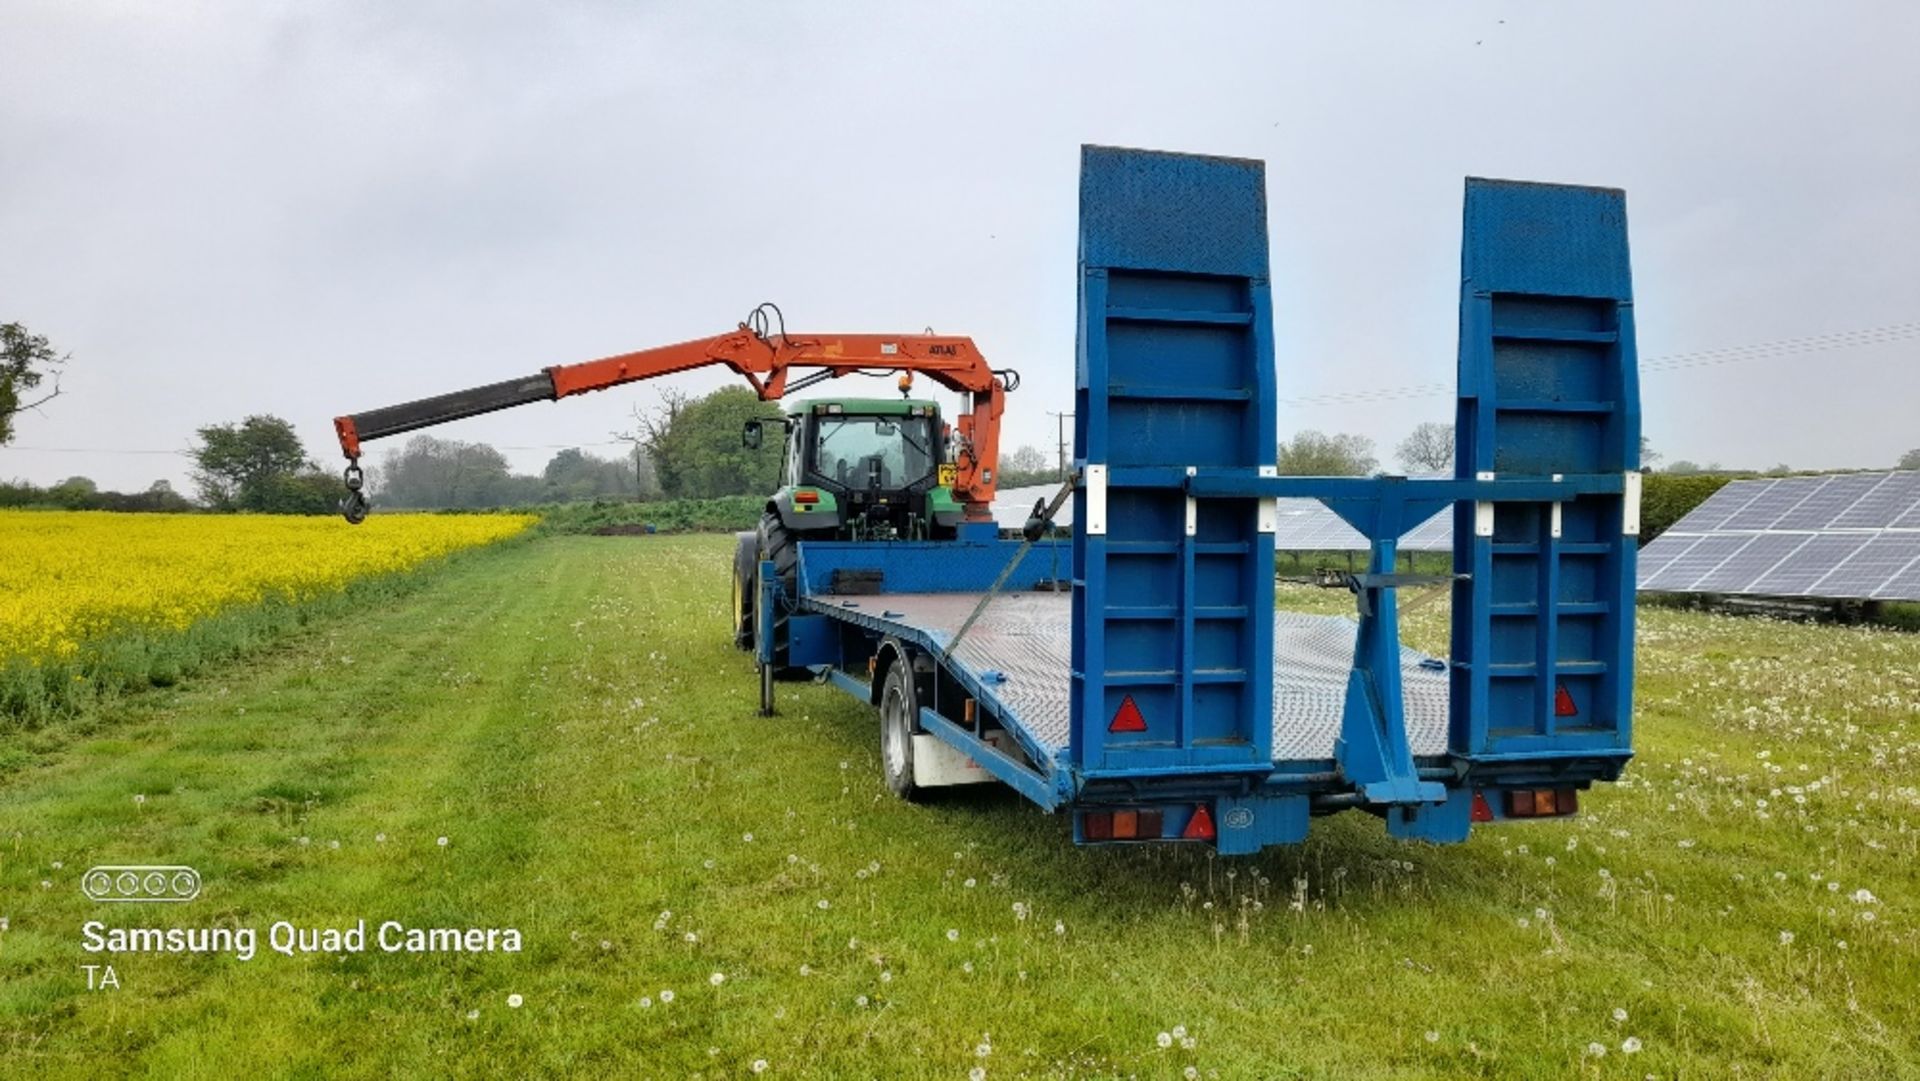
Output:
[{"xmin": 729, "ymin": 398, "xmax": 967, "ymax": 659}]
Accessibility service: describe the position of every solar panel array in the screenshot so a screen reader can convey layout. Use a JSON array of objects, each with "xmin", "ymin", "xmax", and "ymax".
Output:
[
  {"xmin": 1638, "ymin": 471, "xmax": 1920, "ymax": 601},
  {"xmin": 993, "ymin": 483, "xmax": 1454, "ymax": 551}
]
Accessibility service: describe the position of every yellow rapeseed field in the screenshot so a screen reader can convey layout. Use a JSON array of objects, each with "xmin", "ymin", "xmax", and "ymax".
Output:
[{"xmin": 0, "ymin": 510, "xmax": 534, "ymax": 661}]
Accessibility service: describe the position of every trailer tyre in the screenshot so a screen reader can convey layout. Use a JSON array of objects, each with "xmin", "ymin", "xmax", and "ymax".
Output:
[
  {"xmin": 879, "ymin": 659, "xmax": 925, "ymax": 801},
  {"xmin": 729, "ymin": 531, "xmax": 757, "ymax": 650}
]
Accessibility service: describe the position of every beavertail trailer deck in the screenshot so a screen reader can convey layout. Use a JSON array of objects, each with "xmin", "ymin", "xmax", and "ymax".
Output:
[{"xmin": 757, "ymin": 146, "xmax": 1641, "ymax": 854}]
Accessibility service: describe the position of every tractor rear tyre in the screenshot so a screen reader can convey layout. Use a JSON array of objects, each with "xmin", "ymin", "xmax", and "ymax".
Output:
[{"xmin": 729, "ymin": 531, "xmax": 757, "ymax": 650}]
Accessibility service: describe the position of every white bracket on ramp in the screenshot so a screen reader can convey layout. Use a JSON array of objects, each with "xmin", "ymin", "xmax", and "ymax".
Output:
[{"xmin": 1085, "ymin": 463, "xmax": 1108, "ymax": 535}]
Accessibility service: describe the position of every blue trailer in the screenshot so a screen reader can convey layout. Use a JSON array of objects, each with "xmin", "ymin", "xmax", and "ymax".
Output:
[{"xmin": 757, "ymin": 145, "xmax": 1643, "ymax": 854}]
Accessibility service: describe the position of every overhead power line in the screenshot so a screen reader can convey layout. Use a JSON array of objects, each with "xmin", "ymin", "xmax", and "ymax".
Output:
[{"xmin": 1277, "ymin": 319, "xmax": 1920, "ymax": 408}]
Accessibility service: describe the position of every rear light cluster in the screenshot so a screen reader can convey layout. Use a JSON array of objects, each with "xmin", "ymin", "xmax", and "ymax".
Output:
[
  {"xmin": 1083, "ymin": 809, "xmax": 1162, "ymax": 841},
  {"xmin": 1506, "ymin": 787, "xmax": 1579, "ymax": 817},
  {"xmin": 1082, "ymin": 804, "xmax": 1216, "ymax": 842}
]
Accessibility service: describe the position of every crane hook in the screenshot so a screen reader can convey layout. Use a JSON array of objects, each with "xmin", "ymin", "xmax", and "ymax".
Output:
[{"xmin": 341, "ymin": 462, "xmax": 369, "ymax": 525}]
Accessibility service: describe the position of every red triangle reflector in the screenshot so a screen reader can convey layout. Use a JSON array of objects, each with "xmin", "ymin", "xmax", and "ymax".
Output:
[
  {"xmin": 1554, "ymin": 683, "xmax": 1578, "ymax": 717},
  {"xmin": 1182, "ymin": 804, "xmax": 1216, "ymax": 841},
  {"xmin": 1108, "ymin": 695, "xmax": 1148, "ymax": 733}
]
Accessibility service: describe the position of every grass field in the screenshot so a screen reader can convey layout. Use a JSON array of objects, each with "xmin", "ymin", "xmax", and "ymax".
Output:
[{"xmin": 2, "ymin": 534, "xmax": 1916, "ymax": 1078}]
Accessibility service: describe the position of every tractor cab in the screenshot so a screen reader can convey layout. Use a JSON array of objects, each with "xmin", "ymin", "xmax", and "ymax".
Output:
[{"xmin": 745, "ymin": 398, "xmax": 963, "ymax": 541}]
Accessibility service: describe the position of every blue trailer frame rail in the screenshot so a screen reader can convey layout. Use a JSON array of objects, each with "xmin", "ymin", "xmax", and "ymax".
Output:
[{"xmin": 756, "ymin": 146, "xmax": 1641, "ymax": 854}]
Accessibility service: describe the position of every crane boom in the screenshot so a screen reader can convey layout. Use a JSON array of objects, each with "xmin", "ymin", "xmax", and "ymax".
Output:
[{"xmin": 332, "ymin": 309, "xmax": 1013, "ymax": 524}]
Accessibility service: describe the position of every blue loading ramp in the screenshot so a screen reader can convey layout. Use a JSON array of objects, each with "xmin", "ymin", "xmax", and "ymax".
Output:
[{"xmin": 1072, "ymin": 146, "xmax": 1278, "ymax": 782}]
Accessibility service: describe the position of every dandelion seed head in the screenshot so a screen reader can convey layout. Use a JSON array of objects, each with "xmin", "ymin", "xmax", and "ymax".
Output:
[
  {"xmin": 437, "ymin": 836, "xmax": 449, "ymax": 847},
  {"xmin": 1622, "ymin": 1036, "xmax": 1643, "ymax": 1054},
  {"xmin": 506, "ymin": 993, "xmax": 523, "ymax": 1008},
  {"xmin": 1424, "ymin": 1030, "xmax": 1439, "ymax": 1043},
  {"xmin": 709, "ymin": 971, "xmax": 725, "ymax": 986},
  {"xmin": 1156, "ymin": 1032, "xmax": 1173, "ymax": 1049},
  {"xmin": 1612, "ymin": 1007, "xmax": 1628, "ymax": 1023}
]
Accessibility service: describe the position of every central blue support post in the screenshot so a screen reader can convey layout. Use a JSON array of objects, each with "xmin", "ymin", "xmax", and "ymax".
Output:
[
  {"xmin": 1337, "ymin": 538, "xmax": 1443, "ymax": 802},
  {"xmin": 1324, "ymin": 494, "xmax": 1448, "ymax": 809}
]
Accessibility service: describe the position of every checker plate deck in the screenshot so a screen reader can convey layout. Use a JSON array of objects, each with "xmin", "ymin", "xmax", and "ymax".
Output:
[{"xmin": 810, "ymin": 591, "xmax": 1451, "ymax": 763}]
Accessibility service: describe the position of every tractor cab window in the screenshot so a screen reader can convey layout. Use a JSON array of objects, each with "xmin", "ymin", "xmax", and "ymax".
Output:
[{"xmin": 812, "ymin": 415, "xmax": 934, "ymax": 490}]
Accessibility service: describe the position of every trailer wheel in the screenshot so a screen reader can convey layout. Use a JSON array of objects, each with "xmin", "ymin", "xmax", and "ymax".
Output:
[
  {"xmin": 729, "ymin": 531, "xmax": 757, "ymax": 650},
  {"xmin": 879, "ymin": 660, "xmax": 925, "ymax": 801}
]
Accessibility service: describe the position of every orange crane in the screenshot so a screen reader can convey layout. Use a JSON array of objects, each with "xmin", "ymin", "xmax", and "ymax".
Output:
[{"xmin": 332, "ymin": 305, "xmax": 1017, "ymax": 523}]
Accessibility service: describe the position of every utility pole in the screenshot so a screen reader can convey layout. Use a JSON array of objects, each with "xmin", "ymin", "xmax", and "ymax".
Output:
[{"xmin": 1047, "ymin": 411, "xmax": 1073, "ymax": 479}]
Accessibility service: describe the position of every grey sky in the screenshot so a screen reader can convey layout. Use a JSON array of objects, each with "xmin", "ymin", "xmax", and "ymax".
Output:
[{"xmin": 3, "ymin": 2, "xmax": 1917, "ymax": 493}]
